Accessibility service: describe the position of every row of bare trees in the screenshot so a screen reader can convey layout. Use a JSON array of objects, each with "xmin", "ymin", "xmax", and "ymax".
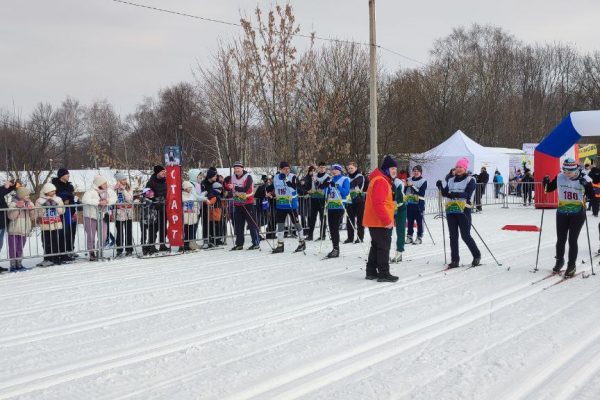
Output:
[{"xmin": 2, "ymin": 4, "xmax": 600, "ymax": 174}]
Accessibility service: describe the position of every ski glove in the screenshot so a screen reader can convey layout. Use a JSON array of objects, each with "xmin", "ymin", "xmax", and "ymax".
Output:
[{"xmin": 436, "ymin": 180, "xmax": 443, "ymax": 189}]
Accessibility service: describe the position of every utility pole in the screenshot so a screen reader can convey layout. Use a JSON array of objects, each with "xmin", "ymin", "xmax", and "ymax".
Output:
[{"xmin": 368, "ymin": 0, "xmax": 378, "ymax": 171}]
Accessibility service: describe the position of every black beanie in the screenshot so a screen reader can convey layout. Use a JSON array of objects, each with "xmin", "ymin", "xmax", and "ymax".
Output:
[
  {"xmin": 380, "ymin": 155, "xmax": 398, "ymax": 171},
  {"xmin": 154, "ymin": 165, "xmax": 165, "ymax": 175},
  {"xmin": 57, "ymin": 168, "xmax": 70, "ymax": 179},
  {"xmin": 206, "ymin": 169, "xmax": 218, "ymax": 180}
]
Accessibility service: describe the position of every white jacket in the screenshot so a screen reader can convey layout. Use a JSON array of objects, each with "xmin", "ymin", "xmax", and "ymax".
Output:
[
  {"xmin": 114, "ymin": 186, "xmax": 134, "ymax": 221},
  {"xmin": 7, "ymin": 198, "xmax": 36, "ymax": 236},
  {"xmin": 35, "ymin": 195, "xmax": 65, "ymax": 231},
  {"xmin": 182, "ymin": 191, "xmax": 200, "ymax": 225},
  {"xmin": 81, "ymin": 187, "xmax": 117, "ymax": 220}
]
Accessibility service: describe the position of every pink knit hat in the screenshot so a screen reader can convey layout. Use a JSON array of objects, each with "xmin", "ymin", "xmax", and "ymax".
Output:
[{"xmin": 455, "ymin": 157, "xmax": 470, "ymax": 170}]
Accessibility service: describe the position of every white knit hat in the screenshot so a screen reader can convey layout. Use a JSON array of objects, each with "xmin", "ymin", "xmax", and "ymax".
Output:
[
  {"xmin": 41, "ymin": 183, "xmax": 56, "ymax": 195},
  {"xmin": 182, "ymin": 181, "xmax": 193, "ymax": 190},
  {"xmin": 93, "ymin": 175, "xmax": 108, "ymax": 188}
]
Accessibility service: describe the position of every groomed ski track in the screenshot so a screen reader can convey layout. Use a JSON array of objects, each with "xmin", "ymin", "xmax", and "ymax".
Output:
[{"xmin": 0, "ymin": 207, "xmax": 599, "ymax": 399}]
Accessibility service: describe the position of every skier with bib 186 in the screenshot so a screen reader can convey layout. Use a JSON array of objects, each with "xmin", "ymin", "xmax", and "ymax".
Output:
[
  {"xmin": 436, "ymin": 157, "xmax": 482, "ymax": 269},
  {"xmin": 543, "ymin": 158, "xmax": 594, "ymax": 277},
  {"xmin": 271, "ymin": 161, "xmax": 306, "ymax": 254},
  {"xmin": 323, "ymin": 164, "xmax": 350, "ymax": 258},
  {"xmin": 405, "ymin": 165, "xmax": 427, "ymax": 245}
]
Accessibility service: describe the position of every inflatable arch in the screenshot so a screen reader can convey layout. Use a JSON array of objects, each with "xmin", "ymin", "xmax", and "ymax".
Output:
[{"xmin": 534, "ymin": 110, "xmax": 600, "ymax": 208}]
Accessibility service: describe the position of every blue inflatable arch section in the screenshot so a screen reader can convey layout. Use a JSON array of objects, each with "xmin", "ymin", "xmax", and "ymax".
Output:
[{"xmin": 534, "ymin": 110, "xmax": 600, "ymax": 208}]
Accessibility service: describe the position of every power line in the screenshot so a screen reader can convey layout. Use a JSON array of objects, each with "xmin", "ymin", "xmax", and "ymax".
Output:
[{"xmin": 111, "ymin": 0, "xmax": 426, "ymax": 66}]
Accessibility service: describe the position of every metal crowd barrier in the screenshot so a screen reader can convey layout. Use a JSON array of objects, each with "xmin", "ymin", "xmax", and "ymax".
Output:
[{"xmin": 0, "ymin": 183, "xmax": 559, "ymax": 271}]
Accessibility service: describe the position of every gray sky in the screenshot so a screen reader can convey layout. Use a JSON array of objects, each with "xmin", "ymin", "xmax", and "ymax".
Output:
[{"xmin": 2, "ymin": 0, "xmax": 599, "ymax": 117}]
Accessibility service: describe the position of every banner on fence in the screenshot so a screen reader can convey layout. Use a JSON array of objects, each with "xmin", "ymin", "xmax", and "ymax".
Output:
[{"xmin": 165, "ymin": 145, "xmax": 184, "ymax": 247}]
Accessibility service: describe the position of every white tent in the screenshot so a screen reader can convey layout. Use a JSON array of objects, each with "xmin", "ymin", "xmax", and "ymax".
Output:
[{"xmin": 410, "ymin": 130, "xmax": 510, "ymax": 185}]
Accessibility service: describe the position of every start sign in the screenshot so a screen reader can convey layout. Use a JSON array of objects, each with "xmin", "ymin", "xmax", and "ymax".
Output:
[{"xmin": 166, "ymin": 165, "xmax": 184, "ymax": 247}]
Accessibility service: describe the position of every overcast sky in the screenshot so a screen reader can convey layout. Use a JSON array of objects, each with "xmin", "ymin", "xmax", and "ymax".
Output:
[{"xmin": 2, "ymin": 0, "xmax": 599, "ymax": 116}]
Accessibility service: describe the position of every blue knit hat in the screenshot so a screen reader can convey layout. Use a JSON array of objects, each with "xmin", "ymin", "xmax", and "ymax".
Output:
[
  {"xmin": 562, "ymin": 157, "xmax": 578, "ymax": 172},
  {"xmin": 331, "ymin": 164, "xmax": 343, "ymax": 172}
]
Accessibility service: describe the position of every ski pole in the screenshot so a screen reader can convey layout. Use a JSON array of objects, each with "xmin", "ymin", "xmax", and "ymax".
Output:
[
  {"xmin": 584, "ymin": 211, "xmax": 596, "ymax": 276},
  {"xmin": 423, "ymin": 215, "xmax": 435, "ymax": 245},
  {"xmin": 470, "ymin": 221, "xmax": 502, "ymax": 266},
  {"xmin": 341, "ymin": 199, "xmax": 369, "ymax": 258},
  {"xmin": 533, "ymin": 208, "xmax": 544, "ymax": 273},
  {"xmin": 439, "ymin": 193, "xmax": 447, "ymax": 265},
  {"xmin": 241, "ymin": 203, "xmax": 274, "ymax": 250}
]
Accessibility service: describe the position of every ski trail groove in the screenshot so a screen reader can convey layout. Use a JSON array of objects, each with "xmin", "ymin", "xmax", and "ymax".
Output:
[{"xmin": 222, "ymin": 274, "xmax": 567, "ymax": 400}]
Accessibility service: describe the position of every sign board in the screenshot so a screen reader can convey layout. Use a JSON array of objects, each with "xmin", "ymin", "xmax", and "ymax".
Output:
[{"xmin": 164, "ymin": 146, "xmax": 183, "ymax": 247}]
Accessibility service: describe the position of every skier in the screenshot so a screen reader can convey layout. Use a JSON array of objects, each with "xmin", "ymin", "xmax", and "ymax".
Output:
[
  {"xmin": 306, "ymin": 162, "xmax": 330, "ymax": 241},
  {"xmin": 436, "ymin": 157, "xmax": 482, "ymax": 269},
  {"xmin": 231, "ymin": 161, "xmax": 261, "ymax": 251},
  {"xmin": 271, "ymin": 161, "xmax": 306, "ymax": 254},
  {"xmin": 363, "ymin": 155, "xmax": 399, "ymax": 282},
  {"xmin": 391, "ymin": 174, "xmax": 407, "ymax": 263},
  {"xmin": 405, "ymin": 165, "xmax": 427, "ymax": 245},
  {"xmin": 323, "ymin": 164, "xmax": 350, "ymax": 258},
  {"xmin": 345, "ymin": 162, "xmax": 367, "ymax": 244},
  {"xmin": 543, "ymin": 158, "xmax": 593, "ymax": 277}
]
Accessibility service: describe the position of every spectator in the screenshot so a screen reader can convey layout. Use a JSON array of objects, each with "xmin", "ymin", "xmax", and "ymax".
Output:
[
  {"xmin": 82, "ymin": 175, "xmax": 117, "ymax": 261},
  {"xmin": 35, "ymin": 183, "xmax": 65, "ymax": 266},
  {"xmin": 5, "ymin": 187, "xmax": 35, "ymax": 271}
]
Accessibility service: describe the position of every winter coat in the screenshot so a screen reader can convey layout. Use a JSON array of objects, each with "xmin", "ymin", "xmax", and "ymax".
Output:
[
  {"xmin": 348, "ymin": 170, "xmax": 367, "ymax": 204},
  {"xmin": 362, "ymin": 168, "xmax": 395, "ymax": 228},
  {"xmin": 81, "ymin": 187, "xmax": 118, "ymax": 220},
  {"xmin": 35, "ymin": 195, "xmax": 65, "ymax": 231},
  {"xmin": 114, "ymin": 185, "xmax": 134, "ymax": 221},
  {"xmin": 140, "ymin": 197, "xmax": 159, "ymax": 225},
  {"xmin": 477, "ymin": 171, "xmax": 489, "ymax": 194},
  {"xmin": 7, "ymin": 197, "xmax": 36, "ymax": 236},
  {"xmin": 207, "ymin": 190, "xmax": 223, "ymax": 222},
  {"xmin": 145, "ymin": 174, "xmax": 167, "ymax": 200},
  {"xmin": 0, "ymin": 184, "xmax": 17, "ymax": 230},
  {"xmin": 182, "ymin": 191, "xmax": 200, "ymax": 225},
  {"xmin": 51, "ymin": 177, "xmax": 80, "ymax": 224}
]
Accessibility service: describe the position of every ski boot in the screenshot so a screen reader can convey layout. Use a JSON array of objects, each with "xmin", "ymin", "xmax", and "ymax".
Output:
[
  {"xmin": 354, "ymin": 238, "xmax": 363, "ymax": 244},
  {"xmin": 471, "ymin": 257, "xmax": 481, "ymax": 267},
  {"xmin": 365, "ymin": 274, "xmax": 378, "ymax": 280},
  {"xmin": 390, "ymin": 251, "xmax": 403, "ymax": 263},
  {"xmin": 159, "ymin": 245, "xmax": 170, "ymax": 252},
  {"xmin": 294, "ymin": 240, "xmax": 306, "ymax": 253},
  {"xmin": 247, "ymin": 244, "xmax": 260, "ymax": 250},
  {"xmin": 272, "ymin": 241, "xmax": 285, "ymax": 254},
  {"xmin": 343, "ymin": 238, "xmax": 354, "ymax": 244},
  {"xmin": 564, "ymin": 263, "xmax": 576, "ymax": 278},
  {"xmin": 230, "ymin": 245, "xmax": 243, "ymax": 251},
  {"xmin": 377, "ymin": 273, "xmax": 399, "ymax": 283},
  {"xmin": 406, "ymin": 235, "xmax": 414, "ymax": 244},
  {"xmin": 326, "ymin": 248, "xmax": 339, "ymax": 258},
  {"xmin": 413, "ymin": 237, "xmax": 422, "ymax": 245},
  {"xmin": 447, "ymin": 261, "xmax": 460, "ymax": 269},
  {"xmin": 552, "ymin": 258, "xmax": 564, "ymax": 274}
]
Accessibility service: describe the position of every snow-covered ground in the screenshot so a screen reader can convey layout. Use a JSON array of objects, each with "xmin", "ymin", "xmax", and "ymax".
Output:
[{"xmin": 1, "ymin": 206, "xmax": 599, "ymax": 400}]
